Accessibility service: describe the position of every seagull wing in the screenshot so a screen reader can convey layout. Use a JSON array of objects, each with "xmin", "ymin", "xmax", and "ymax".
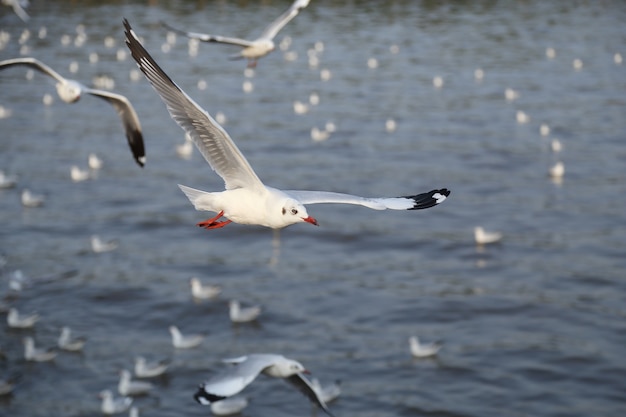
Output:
[
  {"xmin": 284, "ymin": 188, "xmax": 450, "ymax": 210},
  {"xmin": 0, "ymin": 57, "xmax": 67, "ymax": 85},
  {"xmin": 161, "ymin": 21, "xmax": 254, "ymax": 47},
  {"xmin": 124, "ymin": 19, "xmax": 264, "ymax": 191},
  {"xmin": 83, "ymin": 88, "xmax": 146, "ymax": 167},
  {"xmin": 195, "ymin": 355, "xmax": 277, "ymax": 402},
  {"xmin": 9, "ymin": 0, "xmax": 30, "ymax": 22},
  {"xmin": 259, "ymin": 0, "xmax": 310, "ymax": 40},
  {"xmin": 286, "ymin": 373, "xmax": 335, "ymax": 417}
]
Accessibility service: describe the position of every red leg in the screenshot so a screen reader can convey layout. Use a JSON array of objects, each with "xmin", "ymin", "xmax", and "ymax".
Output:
[{"xmin": 196, "ymin": 211, "xmax": 232, "ymax": 229}]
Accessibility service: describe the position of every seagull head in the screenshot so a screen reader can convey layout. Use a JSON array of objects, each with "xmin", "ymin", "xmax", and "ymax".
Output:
[
  {"xmin": 276, "ymin": 358, "xmax": 308, "ymax": 377},
  {"xmin": 281, "ymin": 199, "xmax": 318, "ymax": 227},
  {"xmin": 56, "ymin": 80, "xmax": 82, "ymax": 103}
]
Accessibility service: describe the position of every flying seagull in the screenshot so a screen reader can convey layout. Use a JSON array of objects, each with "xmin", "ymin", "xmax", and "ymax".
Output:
[
  {"xmin": 161, "ymin": 0, "xmax": 310, "ymax": 67},
  {"xmin": 124, "ymin": 19, "xmax": 449, "ymax": 231},
  {"xmin": 194, "ymin": 354, "xmax": 335, "ymax": 417},
  {"xmin": 0, "ymin": 57, "xmax": 146, "ymax": 167}
]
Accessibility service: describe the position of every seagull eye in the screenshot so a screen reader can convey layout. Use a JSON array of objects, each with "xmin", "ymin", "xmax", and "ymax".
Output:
[{"xmin": 290, "ymin": 208, "xmax": 298, "ymax": 215}]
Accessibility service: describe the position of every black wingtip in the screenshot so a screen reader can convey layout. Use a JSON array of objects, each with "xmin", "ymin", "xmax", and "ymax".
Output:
[
  {"xmin": 193, "ymin": 384, "xmax": 226, "ymax": 405},
  {"xmin": 405, "ymin": 188, "xmax": 450, "ymax": 210}
]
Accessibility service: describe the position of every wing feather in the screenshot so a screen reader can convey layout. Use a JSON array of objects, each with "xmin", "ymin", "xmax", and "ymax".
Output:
[{"xmin": 285, "ymin": 189, "xmax": 450, "ymax": 210}]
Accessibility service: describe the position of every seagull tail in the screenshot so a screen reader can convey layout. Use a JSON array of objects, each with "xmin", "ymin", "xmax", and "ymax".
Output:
[
  {"xmin": 178, "ymin": 184, "xmax": 211, "ymax": 210},
  {"xmin": 194, "ymin": 384, "xmax": 226, "ymax": 405}
]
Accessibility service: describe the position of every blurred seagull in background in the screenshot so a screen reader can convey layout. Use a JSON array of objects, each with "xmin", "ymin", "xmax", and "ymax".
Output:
[
  {"xmin": 124, "ymin": 20, "xmax": 450, "ymax": 231},
  {"xmin": 91, "ymin": 235, "xmax": 118, "ymax": 253},
  {"xmin": 229, "ymin": 300, "xmax": 261, "ymax": 323},
  {"xmin": 7, "ymin": 307, "xmax": 39, "ymax": 328},
  {"xmin": 100, "ymin": 390, "xmax": 133, "ymax": 415},
  {"xmin": 161, "ymin": 0, "xmax": 311, "ymax": 68},
  {"xmin": 21, "ymin": 189, "xmax": 44, "ymax": 207},
  {"xmin": 474, "ymin": 226, "xmax": 503, "ymax": 245},
  {"xmin": 168, "ymin": 325, "xmax": 204, "ymax": 349},
  {"xmin": 134, "ymin": 356, "xmax": 169, "ymax": 378},
  {"xmin": 194, "ymin": 354, "xmax": 335, "ymax": 416},
  {"xmin": 118, "ymin": 369, "xmax": 153, "ymax": 396},
  {"xmin": 0, "ymin": 57, "xmax": 146, "ymax": 167},
  {"xmin": 23, "ymin": 337, "xmax": 57, "ymax": 362},
  {"xmin": 58, "ymin": 326, "xmax": 87, "ymax": 352},
  {"xmin": 409, "ymin": 336, "xmax": 442, "ymax": 358},
  {"xmin": 190, "ymin": 277, "xmax": 221, "ymax": 300}
]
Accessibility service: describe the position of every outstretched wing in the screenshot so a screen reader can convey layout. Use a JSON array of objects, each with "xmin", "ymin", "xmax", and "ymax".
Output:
[
  {"xmin": 0, "ymin": 57, "xmax": 66, "ymax": 85},
  {"xmin": 284, "ymin": 188, "xmax": 450, "ymax": 210},
  {"xmin": 85, "ymin": 88, "xmax": 146, "ymax": 167},
  {"xmin": 260, "ymin": 0, "xmax": 310, "ymax": 40},
  {"xmin": 124, "ymin": 19, "xmax": 264, "ymax": 191},
  {"xmin": 161, "ymin": 21, "xmax": 254, "ymax": 47},
  {"xmin": 286, "ymin": 373, "xmax": 335, "ymax": 417}
]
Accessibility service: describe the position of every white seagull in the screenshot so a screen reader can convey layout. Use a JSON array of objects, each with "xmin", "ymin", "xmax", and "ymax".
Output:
[
  {"xmin": 7, "ymin": 307, "xmax": 39, "ymax": 328},
  {"xmin": 161, "ymin": 0, "xmax": 311, "ymax": 68},
  {"xmin": 168, "ymin": 325, "xmax": 204, "ymax": 349},
  {"xmin": 194, "ymin": 354, "xmax": 335, "ymax": 417},
  {"xmin": 2, "ymin": 0, "xmax": 29, "ymax": 22},
  {"xmin": 124, "ymin": 20, "xmax": 450, "ymax": 231},
  {"xmin": 229, "ymin": 300, "xmax": 261, "ymax": 323},
  {"xmin": 0, "ymin": 57, "xmax": 146, "ymax": 167},
  {"xmin": 118, "ymin": 369, "xmax": 153, "ymax": 396},
  {"xmin": 23, "ymin": 337, "xmax": 57, "ymax": 362},
  {"xmin": 134, "ymin": 356, "xmax": 169, "ymax": 378},
  {"xmin": 58, "ymin": 326, "xmax": 87, "ymax": 351},
  {"xmin": 190, "ymin": 277, "xmax": 222, "ymax": 300},
  {"xmin": 210, "ymin": 396, "xmax": 249, "ymax": 416},
  {"xmin": 474, "ymin": 226, "xmax": 502, "ymax": 245},
  {"xmin": 21, "ymin": 189, "xmax": 44, "ymax": 207},
  {"xmin": 91, "ymin": 235, "xmax": 118, "ymax": 253},
  {"xmin": 409, "ymin": 336, "xmax": 442, "ymax": 358},
  {"xmin": 100, "ymin": 390, "xmax": 133, "ymax": 415},
  {"xmin": 0, "ymin": 170, "xmax": 18, "ymax": 189}
]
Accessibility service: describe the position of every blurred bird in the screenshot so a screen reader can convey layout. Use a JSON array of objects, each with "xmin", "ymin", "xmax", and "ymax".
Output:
[
  {"xmin": 7, "ymin": 307, "xmax": 39, "ymax": 328},
  {"xmin": 21, "ymin": 189, "xmax": 44, "ymax": 207},
  {"xmin": 100, "ymin": 390, "xmax": 133, "ymax": 415},
  {"xmin": 168, "ymin": 325, "xmax": 204, "ymax": 349},
  {"xmin": 190, "ymin": 277, "xmax": 221, "ymax": 300},
  {"xmin": 91, "ymin": 235, "xmax": 118, "ymax": 253},
  {"xmin": 0, "ymin": 57, "xmax": 146, "ymax": 167},
  {"xmin": 474, "ymin": 226, "xmax": 503, "ymax": 245},
  {"xmin": 229, "ymin": 300, "xmax": 261, "ymax": 323},
  {"xmin": 409, "ymin": 336, "xmax": 441, "ymax": 358},
  {"xmin": 0, "ymin": 170, "xmax": 17, "ymax": 188},
  {"xmin": 161, "ymin": 0, "xmax": 311, "ymax": 68},
  {"xmin": 58, "ymin": 326, "xmax": 87, "ymax": 351},
  {"xmin": 23, "ymin": 337, "xmax": 57, "ymax": 362},
  {"xmin": 118, "ymin": 369, "xmax": 153, "ymax": 396},
  {"xmin": 134, "ymin": 356, "xmax": 169, "ymax": 378}
]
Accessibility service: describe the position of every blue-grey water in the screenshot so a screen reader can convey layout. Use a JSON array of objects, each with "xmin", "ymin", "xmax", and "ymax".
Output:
[{"xmin": 1, "ymin": 1, "xmax": 625, "ymax": 416}]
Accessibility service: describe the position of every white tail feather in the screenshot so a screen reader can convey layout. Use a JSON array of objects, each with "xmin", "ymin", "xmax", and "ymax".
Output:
[{"xmin": 178, "ymin": 184, "xmax": 210, "ymax": 210}]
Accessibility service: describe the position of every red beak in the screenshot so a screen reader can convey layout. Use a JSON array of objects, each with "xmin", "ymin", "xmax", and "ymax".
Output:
[
  {"xmin": 301, "ymin": 369, "xmax": 311, "ymax": 374},
  {"xmin": 302, "ymin": 216, "xmax": 318, "ymax": 226}
]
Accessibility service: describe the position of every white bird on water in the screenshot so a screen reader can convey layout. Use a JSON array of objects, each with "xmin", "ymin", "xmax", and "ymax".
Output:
[
  {"xmin": 474, "ymin": 226, "xmax": 502, "ymax": 245},
  {"xmin": 7, "ymin": 307, "xmax": 39, "ymax": 328},
  {"xmin": 0, "ymin": 57, "xmax": 146, "ymax": 167},
  {"xmin": 194, "ymin": 354, "xmax": 335, "ymax": 417},
  {"xmin": 229, "ymin": 300, "xmax": 261, "ymax": 323},
  {"xmin": 58, "ymin": 326, "xmax": 87, "ymax": 351},
  {"xmin": 23, "ymin": 337, "xmax": 57, "ymax": 362},
  {"xmin": 190, "ymin": 277, "xmax": 221, "ymax": 300},
  {"xmin": 118, "ymin": 369, "xmax": 153, "ymax": 396},
  {"xmin": 91, "ymin": 235, "xmax": 118, "ymax": 253},
  {"xmin": 134, "ymin": 356, "xmax": 169, "ymax": 378},
  {"xmin": 21, "ymin": 189, "xmax": 44, "ymax": 207},
  {"xmin": 0, "ymin": 170, "xmax": 17, "ymax": 188},
  {"xmin": 168, "ymin": 325, "xmax": 204, "ymax": 349},
  {"xmin": 160, "ymin": 0, "xmax": 311, "ymax": 68},
  {"xmin": 124, "ymin": 20, "xmax": 450, "ymax": 231},
  {"xmin": 409, "ymin": 336, "xmax": 442, "ymax": 358},
  {"xmin": 100, "ymin": 390, "xmax": 133, "ymax": 415}
]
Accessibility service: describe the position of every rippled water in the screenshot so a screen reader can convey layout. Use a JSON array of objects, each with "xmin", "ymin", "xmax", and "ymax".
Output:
[{"xmin": 1, "ymin": 1, "xmax": 625, "ymax": 416}]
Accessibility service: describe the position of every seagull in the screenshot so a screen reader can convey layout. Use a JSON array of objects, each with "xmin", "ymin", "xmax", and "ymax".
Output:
[
  {"xmin": 58, "ymin": 326, "xmax": 87, "ymax": 352},
  {"xmin": 160, "ymin": 0, "xmax": 311, "ymax": 68},
  {"xmin": 311, "ymin": 378, "xmax": 341, "ymax": 404},
  {"xmin": 229, "ymin": 300, "xmax": 261, "ymax": 323},
  {"xmin": 124, "ymin": 20, "xmax": 450, "ymax": 231},
  {"xmin": 21, "ymin": 189, "xmax": 44, "ymax": 207},
  {"xmin": 7, "ymin": 307, "xmax": 39, "ymax": 328},
  {"xmin": 91, "ymin": 235, "xmax": 118, "ymax": 253},
  {"xmin": 23, "ymin": 337, "xmax": 57, "ymax": 362},
  {"xmin": 0, "ymin": 170, "xmax": 18, "ymax": 188},
  {"xmin": 0, "ymin": 57, "xmax": 146, "ymax": 167},
  {"xmin": 409, "ymin": 336, "xmax": 442, "ymax": 358},
  {"xmin": 71, "ymin": 165, "xmax": 90, "ymax": 182},
  {"xmin": 134, "ymin": 356, "xmax": 169, "ymax": 378},
  {"xmin": 118, "ymin": 369, "xmax": 153, "ymax": 396},
  {"xmin": 474, "ymin": 226, "xmax": 502, "ymax": 245},
  {"xmin": 168, "ymin": 325, "xmax": 204, "ymax": 349},
  {"xmin": 88, "ymin": 153, "xmax": 103, "ymax": 170},
  {"xmin": 190, "ymin": 277, "xmax": 222, "ymax": 300},
  {"xmin": 194, "ymin": 354, "xmax": 335, "ymax": 417},
  {"xmin": 210, "ymin": 396, "xmax": 249, "ymax": 416},
  {"xmin": 100, "ymin": 390, "xmax": 133, "ymax": 415}
]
